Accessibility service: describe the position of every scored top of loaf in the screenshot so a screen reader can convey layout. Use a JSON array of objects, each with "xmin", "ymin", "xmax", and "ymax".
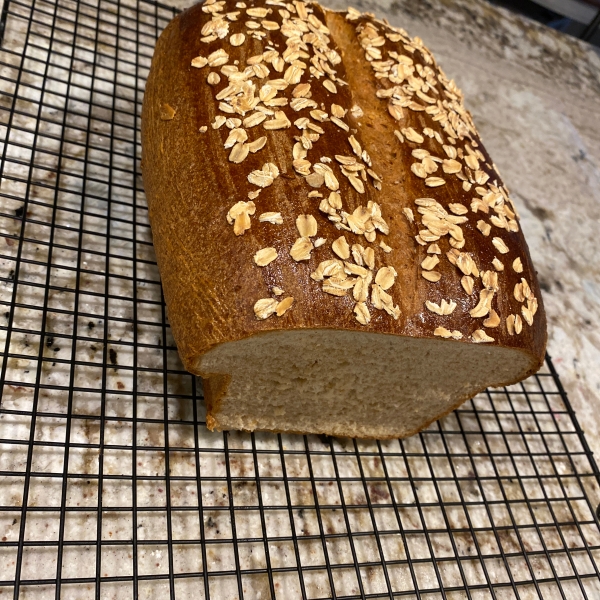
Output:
[{"xmin": 141, "ymin": 0, "xmax": 546, "ymax": 373}]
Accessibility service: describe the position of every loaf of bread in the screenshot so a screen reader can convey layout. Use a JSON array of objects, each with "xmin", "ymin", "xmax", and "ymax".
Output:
[{"xmin": 141, "ymin": 0, "xmax": 547, "ymax": 439}]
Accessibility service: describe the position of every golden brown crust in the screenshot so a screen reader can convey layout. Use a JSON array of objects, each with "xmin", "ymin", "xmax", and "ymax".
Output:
[{"xmin": 141, "ymin": 0, "xmax": 546, "ymax": 389}]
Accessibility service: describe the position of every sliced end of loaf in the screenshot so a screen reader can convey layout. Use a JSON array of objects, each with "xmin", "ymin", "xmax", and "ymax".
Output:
[{"xmin": 197, "ymin": 330, "xmax": 536, "ymax": 439}]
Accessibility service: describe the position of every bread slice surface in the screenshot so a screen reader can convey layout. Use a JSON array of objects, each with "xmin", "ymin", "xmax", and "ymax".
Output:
[{"xmin": 199, "ymin": 328, "xmax": 536, "ymax": 438}]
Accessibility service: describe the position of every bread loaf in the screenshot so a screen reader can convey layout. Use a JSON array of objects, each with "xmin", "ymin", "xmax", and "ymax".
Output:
[{"xmin": 141, "ymin": 0, "xmax": 547, "ymax": 439}]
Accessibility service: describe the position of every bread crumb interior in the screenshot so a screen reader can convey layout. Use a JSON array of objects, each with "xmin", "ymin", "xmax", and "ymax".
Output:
[{"xmin": 198, "ymin": 329, "xmax": 533, "ymax": 438}]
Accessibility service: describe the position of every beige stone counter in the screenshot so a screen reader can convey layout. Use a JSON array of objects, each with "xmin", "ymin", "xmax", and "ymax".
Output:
[{"xmin": 0, "ymin": 1, "xmax": 599, "ymax": 597}]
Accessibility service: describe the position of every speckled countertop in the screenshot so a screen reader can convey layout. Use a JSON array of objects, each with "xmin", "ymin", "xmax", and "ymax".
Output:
[{"xmin": 1, "ymin": 0, "xmax": 600, "ymax": 597}]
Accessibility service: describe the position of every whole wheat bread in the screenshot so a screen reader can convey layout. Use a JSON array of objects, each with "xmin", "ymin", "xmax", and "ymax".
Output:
[{"xmin": 141, "ymin": 0, "xmax": 547, "ymax": 439}]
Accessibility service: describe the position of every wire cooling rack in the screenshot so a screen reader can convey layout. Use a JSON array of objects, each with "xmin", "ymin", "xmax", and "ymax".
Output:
[{"xmin": 1, "ymin": 0, "xmax": 600, "ymax": 598}]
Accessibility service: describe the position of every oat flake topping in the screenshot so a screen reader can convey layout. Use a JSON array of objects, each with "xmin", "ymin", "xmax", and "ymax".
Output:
[{"xmin": 179, "ymin": 0, "xmax": 536, "ymax": 335}]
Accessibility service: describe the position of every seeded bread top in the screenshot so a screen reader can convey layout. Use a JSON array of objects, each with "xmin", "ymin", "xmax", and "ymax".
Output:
[{"xmin": 141, "ymin": 0, "xmax": 546, "ymax": 373}]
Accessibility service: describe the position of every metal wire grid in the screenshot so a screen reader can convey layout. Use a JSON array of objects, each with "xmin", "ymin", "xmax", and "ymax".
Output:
[{"xmin": 0, "ymin": 0, "xmax": 600, "ymax": 598}]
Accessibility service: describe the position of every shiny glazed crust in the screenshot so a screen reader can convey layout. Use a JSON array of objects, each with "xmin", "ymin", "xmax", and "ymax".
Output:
[{"xmin": 141, "ymin": 0, "xmax": 546, "ymax": 385}]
